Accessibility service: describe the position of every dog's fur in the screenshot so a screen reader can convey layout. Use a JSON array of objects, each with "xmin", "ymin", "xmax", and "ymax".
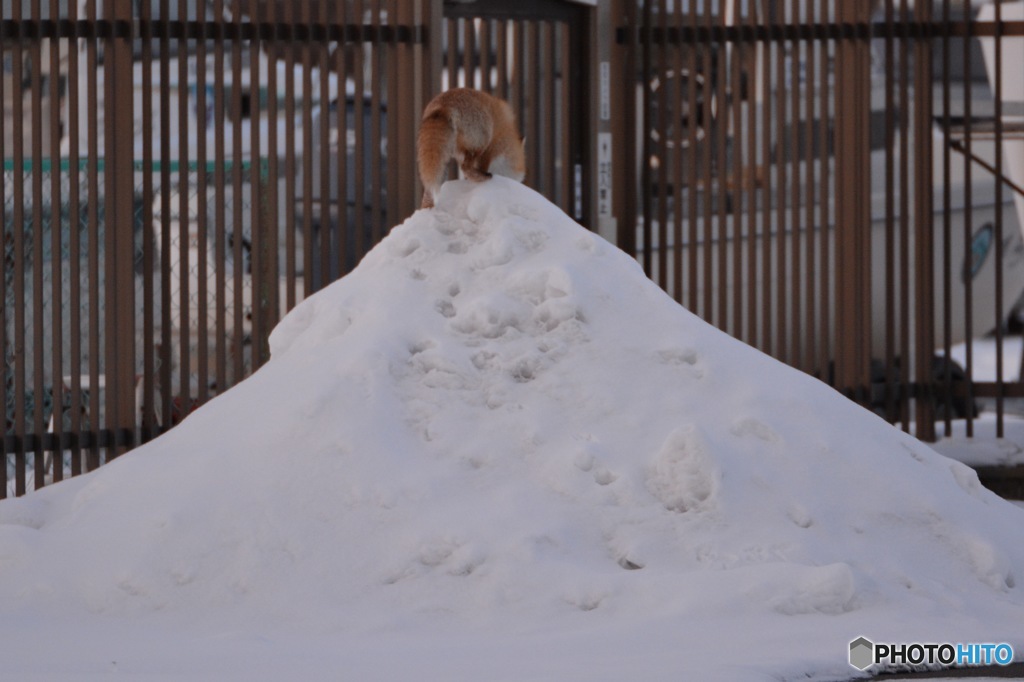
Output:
[{"xmin": 417, "ymin": 88, "xmax": 526, "ymax": 209}]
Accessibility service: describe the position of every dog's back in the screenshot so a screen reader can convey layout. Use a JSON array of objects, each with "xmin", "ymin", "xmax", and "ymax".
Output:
[{"xmin": 418, "ymin": 88, "xmax": 525, "ymax": 208}]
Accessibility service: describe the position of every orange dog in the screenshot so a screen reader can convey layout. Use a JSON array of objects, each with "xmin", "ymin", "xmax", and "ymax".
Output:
[{"xmin": 417, "ymin": 88, "xmax": 526, "ymax": 209}]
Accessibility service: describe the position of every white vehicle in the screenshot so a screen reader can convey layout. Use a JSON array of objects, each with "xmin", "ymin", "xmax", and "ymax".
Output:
[{"xmin": 978, "ymin": 1, "xmax": 1024, "ymax": 246}]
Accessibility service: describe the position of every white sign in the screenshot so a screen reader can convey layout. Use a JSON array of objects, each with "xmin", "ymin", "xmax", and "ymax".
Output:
[
  {"xmin": 599, "ymin": 62, "xmax": 610, "ymax": 121},
  {"xmin": 597, "ymin": 132, "xmax": 612, "ymax": 217}
]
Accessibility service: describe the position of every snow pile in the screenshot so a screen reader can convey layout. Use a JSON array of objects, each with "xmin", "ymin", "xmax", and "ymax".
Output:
[{"xmin": 1, "ymin": 177, "xmax": 1023, "ymax": 679}]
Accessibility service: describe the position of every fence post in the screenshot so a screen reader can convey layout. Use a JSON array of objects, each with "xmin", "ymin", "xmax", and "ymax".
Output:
[
  {"xmin": 913, "ymin": 1, "xmax": 936, "ymax": 441},
  {"xmin": 574, "ymin": 1, "xmax": 595, "ymax": 230},
  {"xmin": 609, "ymin": 0, "xmax": 637, "ymax": 256},
  {"xmin": 389, "ymin": 0, "xmax": 426, "ymax": 224},
  {"xmin": 421, "ymin": 0, "xmax": 443, "ymax": 207},
  {"xmin": 386, "ymin": 0, "xmax": 441, "ymax": 223},
  {"xmin": 103, "ymin": 0, "xmax": 136, "ymax": 455},
  {"xmin": 593, "ymin": 0, "xmax": 618, "ymax": 243},
  {"xmin": 832, "ymin": 0, "xmax": 873, "ymax": 407}
]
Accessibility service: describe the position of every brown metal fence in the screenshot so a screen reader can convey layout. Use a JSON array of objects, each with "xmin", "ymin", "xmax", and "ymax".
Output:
[
  {"xmin": 6, "ymin": 0, "xmax": 1024, "ymax": 497},
  {"xmin": 1, "ymin": 0, "xmax": 589, "ymax": 496},
  {"xmin": 614, "ymin": 0, "xmax": 1024, "ymax": 443},
  {"xmin": 2, "ymin": 0, "xmax": 427, "ymax": 496}
]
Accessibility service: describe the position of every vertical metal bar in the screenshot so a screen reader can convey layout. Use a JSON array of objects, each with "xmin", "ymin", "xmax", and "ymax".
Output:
[
  {"xmin": 818, "ymin": 0, "xmax": 831, "ymax": 389},
  {"xmin": 940, "ymin": 0, "xmax": 953, "ymax": 434},
  {"xmin": 351, "ymin": 0, "xmax": 365, "ymax": 265},
  {"xmin": 159, "ymin": 0, "xmax": 173, "ymax": 428},
  {"xmin": 213, "ymin": 0, "xmax": 228, "ymax": 396},
  {"xmin": 420, "ymin": 0, "xmax": 443, "ymax": 202},
  {"xmin": 560, "ymin": 22, "xmax": 572, "ymax": 216},
  {"xmin": 334, "ymin": 1, "xmax": 348, "ymax": 277},
  {"xmin": 447, "ymin": 17, "xmax": 458, "ymax": 88},
  {"xmin": 31, "ymin": 0, "xmax": 46, "ymax": 486},
  {"xmin": 884, "ymin": 0, "xmax": 897, "ymax": 422},
  {"xmin": 671, "ymin": 1, "xmax": 684, "ymax": 303},
  {"xmin": 512, "ymin": 20, "xmax": 524, "ymax": 157},
  {"xmin": 730, "ymin": 0, "xmax": 745, "ymax": 339},
  {"xmin": 265, "ymin": 0, "xmax": 280, "ymax": 335},
  {"xmin": 716, "ymin": 4, "xmax": 729, "ymax": 333},
  {"xmin": 321, "ymin": 0, "xmax": 335, "ymax": 282},
  {"xmin": 962, "ymin": 4, "xmax": 974, "ymax": 437},
  {"xmin": 249, "ymin": 0, "xmax": 264, "ymax": 369},
  {"xmin": 11, "ymin": 0, "xmax": 27, "ymax": 493},
  {"xmin": 701, "ymin": 0, "xmax": 713, "ymax": 324},
  {"xmin": 834, "ymin": 0, "xmax": 872, "ymax": 403},
  {"xmin": 450, "ymin": 17, "xmax": 459, "ymax": 87},
  {"xmin": 369, "ymin": 0, "xmax": 383, "ymax": 245},
  {"xmin": 860, "ymin": 0, "xmax": 873, "ymax": 406},
  {"xmin": 898, "ymin": 0, "xmax": 911, "ymax": 429},
  {"xmin": 638, "ymin": 2, "xmax": 651, "ymax": 278},
  {"xmin": 860, "ymin": 0, "xmax": 874, "ymax": 407},
  {"xmin": 139, "ymin": 0, "xmax": 155, "ymax": 442},
  {"xmin": 803, "ymin": 0, "xmax": 817, "ymax": 371},
  {"xmin": 390, "ymin": 0, "xmax": 416, "ymax": 224},
  {"xmin": 745, "ymin": 1, "xmax": 759, "ymax": 348},
  {"xmin": 571, "ymin": 7, "xmax": 592, "ymax": 229},
  {"xmin": 231, "ymin": 0, "xmax": 245, "ymax": 383},
  {"xmin": 773, "ymin": 0, "xmax": 787, "ymax": 363},
  {"xmin": 686, "ymin": 0, "xmax": 698, "ymax": 314},
  {"xmin": 387, "ymin": 0, "xmax": 399, "ymax": 227},
  {"xmin": 655, "ymin": 5, "xmax": 667, "ymax": 290},
  {"xmin": 530, "ymin": 21, "xmax": 542, "ymax": 193},
  {"xmin": 544, "ymin": 21, "xmax": 556, "ymax": 206},
  {"xmin": 913, "ymin": 0, "xmax": 935, "ymax": 441},
  {"xmin": 47, "ymin": 0, "xmax": 63, "ymax": 482},
  {"xmin": 992, "ymin": 0, "xmax": 1004, "ymax": 437},
  {"xmin": 789, "ymin": 0, "xmax": 802, "ymax": 369},
  {"xmin": 119, "ymin": 0, "xmax": 138, "ymax": 448},
  {"xmin": 615, "ymin": 0, "xmax": 638, "ymax": 260},
  {"xmin": 103, "ymin": 0, "xmax": 115, "ymax": 454},
  {"xmin": 860, "ymin": 0, "xmax": 873, "ymax": 407},
  {"xmin": 835, "ymin": 0, "xmax": 854, "ymax": 395},
  {"xmin": 464, "ymin": 14, "xmax": 476, "ymax": 91},
  {"xmin": 362, "ymin": 1, "xmax": 375, "ymax": 241},
  {"xmin": 67, "ymin": 0, "xmax": 82, "ymax": 473},
  {"xmin": 86, "ymin": 0, "xmax": 100, "ymax": 470},
  {"xmin": 495, "ymin": 19, "xmax": 508, "ymax": 100},
  {"xmin": 177, "ymin": 0, "xmax": 192, "ymax": 415},
  {"xmin": 109, "ymin": 0, "xmax": 136, "ymax": 455},
  {"xmin": 283, "ymin": 0, "xmax": 296, "ymax": 310},
  {"xmin": 760, "ymin": 0, "xmax": 773, "ymax": 357},
  {"xmin": 480, "ymin": 18, "xmax": 492, "ymax": 94},
  {"xmin": 0, "ymin": 1, "xmax": 6, "ymax": 496},
  {"xmin": 193, "ymin": 0, "xmax": 208, "ymax": 404}
]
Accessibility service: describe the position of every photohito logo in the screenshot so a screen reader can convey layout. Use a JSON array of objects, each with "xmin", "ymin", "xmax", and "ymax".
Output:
[{"xmin": 849, "ymin": 637, "xmax": 1015, "ymax": 671}]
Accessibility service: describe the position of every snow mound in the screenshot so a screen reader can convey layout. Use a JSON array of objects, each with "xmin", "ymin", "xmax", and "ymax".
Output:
[{"xmin": 2, "ymin": 177, "xmax": 1023, "ymax": 677}]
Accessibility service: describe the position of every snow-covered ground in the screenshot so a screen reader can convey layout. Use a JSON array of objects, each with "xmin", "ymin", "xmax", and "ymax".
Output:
[{"xmin": 1, "ymin": 177, "xmax": 1022, "ymax": 681}]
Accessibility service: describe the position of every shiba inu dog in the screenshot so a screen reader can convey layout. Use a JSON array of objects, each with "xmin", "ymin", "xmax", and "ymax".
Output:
[{"xmin": 417, "ymin": 88, "xmax": 526, "ymax": 209}]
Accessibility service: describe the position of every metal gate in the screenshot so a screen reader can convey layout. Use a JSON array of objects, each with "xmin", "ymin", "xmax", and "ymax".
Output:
[{"xmin": 441, "ymin": 0, "xmax": 593, "ymax": 224}]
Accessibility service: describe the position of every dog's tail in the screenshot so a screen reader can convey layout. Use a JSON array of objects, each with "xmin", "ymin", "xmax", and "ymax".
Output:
[{"xmin": 417, "ymin": 111, "xmax": 456, "ymax": 208}]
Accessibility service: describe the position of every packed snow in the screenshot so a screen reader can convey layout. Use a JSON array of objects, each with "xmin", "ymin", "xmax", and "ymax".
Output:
[{"xmin": 1, "ymin": 177, "xmax": 1023, "ymax": 680}]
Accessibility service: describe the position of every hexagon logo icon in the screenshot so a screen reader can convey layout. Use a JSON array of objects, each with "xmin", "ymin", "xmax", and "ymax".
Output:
[{"xmin": 849, "ymin": 637, "xmax": 874, "ymax": 671}]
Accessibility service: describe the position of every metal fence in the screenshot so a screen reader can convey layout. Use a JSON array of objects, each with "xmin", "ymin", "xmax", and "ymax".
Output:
[
  {"xmin": 1, "ymin": 0, "xmax": 591, "ymax": 496},
  {"xmin": 5, "ymin": 0, "xmax": 1024, "ymax": 497},
  {"xmin": 613, "ymin": 0, "xmax": 1024, "ymax": 443}
]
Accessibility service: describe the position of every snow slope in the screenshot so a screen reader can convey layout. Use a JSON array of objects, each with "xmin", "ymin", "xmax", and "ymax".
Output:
[{"xmin": 1, "ymin": 177, "xmax": 1022, "ymax": 680}]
